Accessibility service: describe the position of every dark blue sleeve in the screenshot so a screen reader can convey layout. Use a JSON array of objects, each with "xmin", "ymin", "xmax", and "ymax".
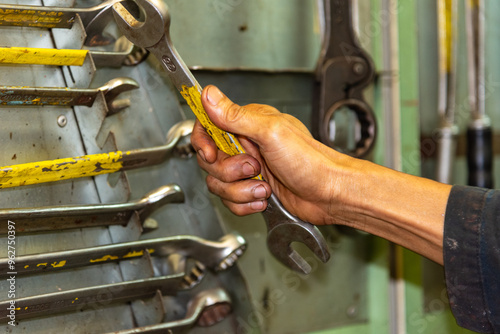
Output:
[{"xmin": 444, "ymin": 185, "xmax": 500, "ymax": 333}]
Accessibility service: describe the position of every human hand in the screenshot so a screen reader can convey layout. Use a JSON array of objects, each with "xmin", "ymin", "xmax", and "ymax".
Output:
[{"xmin": 190, "ymin": 85, "xmax": 357, "ymax": 225}]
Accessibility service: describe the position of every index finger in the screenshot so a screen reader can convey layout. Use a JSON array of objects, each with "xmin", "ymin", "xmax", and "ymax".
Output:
[{"xmin": 190, "ymin": 119, "xmax": 218, "ymax": 164}]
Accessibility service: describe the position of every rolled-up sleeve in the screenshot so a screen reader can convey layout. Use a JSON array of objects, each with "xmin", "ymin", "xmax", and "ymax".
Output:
[{"xmin": 444, "ymin": 185, "xmax": 500, "ymax": 333}]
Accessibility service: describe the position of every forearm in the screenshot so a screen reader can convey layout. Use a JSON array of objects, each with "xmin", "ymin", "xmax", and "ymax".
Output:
[{"xmin": 331, "ymin": 156, "xmax": 452, "ymax": 264}]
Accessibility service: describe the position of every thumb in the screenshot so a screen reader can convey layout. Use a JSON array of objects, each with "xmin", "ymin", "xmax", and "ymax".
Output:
[{"xmin": 201, "ymin": 85, "xmax": 278, "ymax": 144}]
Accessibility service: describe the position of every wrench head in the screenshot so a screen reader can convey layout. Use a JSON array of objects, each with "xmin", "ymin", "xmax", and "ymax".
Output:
[
  {"xmin": 112, "ymin": 0, "xmax": 170, "ymax": 49},
  {"xmin": 267, "ymin": 223, "xmax": 331, "ymax": 274},
  {"xmin": 264, "ymin": 194, "xmax": 330, "ymax": 274},
  {"xmin": 100, "ymin": 77, "xmax": 140, "ymax": 115},
  {"xmin": 167, "ymin": 119, "xmax": 196, "ymax": 158}
]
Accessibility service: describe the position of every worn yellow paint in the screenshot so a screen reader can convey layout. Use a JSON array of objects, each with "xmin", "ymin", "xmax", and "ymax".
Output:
[
  {"xmin": 122, "ymin": 248, "xmax": 155, "ymax": 259},
  {"xmin": 0, "ymin": 151, "xmax": 125, "ymax": 189},
  {"xmin": 51, "ymin": 260, "xmax": 66, "ymax": 268},
  {"xmin": 180, "ymin": 85, "xmax": 264, "ymax": 181},
  {"xmin": 36, "ymin": 263, "xmax": 48, "ymax": 267},
  {"xmin": 180, "ymin": 85, "xmax": 245, "ymax": 156},
  {"xmin": 24, "ymin": 265, "xmax": 29, "ymax": 269},
  {"xmin": 71, "ymin": 298, "xmax": 78, "ymax": 304},
  {"xmin": 89, "ymin": 255, "xmax": 119, "ymax": 263},
  {"xmin": 122, "ymin": 250, "xmax": 144, "ymax": 258},
  {"xmin": 0, "ymin": 47, "xmax": 88, "ymax": 66},
  {"xmin": 0, "ymin": 9, "xmax": 68, "ymax": 28}
]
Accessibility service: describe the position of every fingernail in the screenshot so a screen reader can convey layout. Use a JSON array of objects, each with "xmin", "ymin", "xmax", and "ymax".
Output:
[
  {"xmin": 243, "ymin": 162, "xmax": 256, "ymax": 176},
  {"xmin": 250, "ymin": 200, "xmax": 265, "ymax": 211},
  {"xmin": 253, "ymin": 185, "xmax": 267, "ymax": 199},
  {"xmin": 207, "ymin": 86, "xmax": 224, "ymax": 106},
  {"xmin": 197, "ymin": 149, "xmax": 207, "ymax": 162}
]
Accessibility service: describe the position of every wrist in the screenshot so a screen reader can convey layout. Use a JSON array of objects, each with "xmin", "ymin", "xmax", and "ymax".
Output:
[{"xmin": 324, "ymin": 153, "xmax": 451, "ymax": 264}]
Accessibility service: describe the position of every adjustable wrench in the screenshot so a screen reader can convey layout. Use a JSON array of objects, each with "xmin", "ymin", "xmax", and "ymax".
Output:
[
  {"xmin": 0, "ymin": 184, "xmax": 184, "ymax": 234},
  {"xmin": 0, "ymin": 77, "xmax": 139, "ymax": 115},
  {"xmin": 106, "ymin": 288, "xmax": 232, "ymax": 333},
  {"xmin": 0, "ymin": 119, "xmax": 195, "ymax": 189},
  {"xmin": 0, "ymin": 232, "xmax": 246, "ymax": 276},
  {"xmin": 113, "ymin": 0, "xmax": 330, "ymax": 274},
  {"xmin": 0, "ymin": 0, "xmax": 135, "ymax": 46}
]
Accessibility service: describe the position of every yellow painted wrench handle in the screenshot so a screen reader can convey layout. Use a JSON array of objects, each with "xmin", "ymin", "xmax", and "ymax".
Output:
[
  {"xmin": 180, "ymin": 85, "xmax": 263, "ymax": 181},
  {"xmin": 0, "ymin": 47, "xmax": 88, "ymax": 66},
  {"xmin": 0, "ymin": 152, "xmax": 124, "ymax": 189}
]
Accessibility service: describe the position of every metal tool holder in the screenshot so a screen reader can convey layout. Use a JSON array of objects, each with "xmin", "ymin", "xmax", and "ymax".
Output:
[{"xmin": 0, "ymin": 0, "xmax": 252, "ymax": 333}]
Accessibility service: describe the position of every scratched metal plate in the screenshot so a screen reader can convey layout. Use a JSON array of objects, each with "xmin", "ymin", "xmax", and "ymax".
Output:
[{"xmin": 0, "ymin": 0, "xmax": 254, "ymax": 333}]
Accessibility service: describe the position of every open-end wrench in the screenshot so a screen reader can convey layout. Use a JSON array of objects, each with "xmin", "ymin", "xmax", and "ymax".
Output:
[
  {"xmin": 92, "ymin": 36, "xmax": 149, "ymax": 67},
  {"xmin": 0, "ymin": 77, "xmax": 139, "ymax": 116},
  {"xmin": 0, "ymin": 119, "xmax": 195, "ymax": 189},
  {"xmin": 0, "ymin": 0, "xmax": 136, "ymax": 46},
  {"xmin": 0, "ymin": 255, "xmax": 201, "ymax": 323},
  {"xmin": 0, "ymin": 44, "xmax": 148, "ymax": 68},
  {"xmin": 113, "ymin": 0, "xmax": 330, "ymax": 274},
  {"xmin": 0, "ymin": 232, "xmax": 246, "ymax": 276},
  {"xmin": 0, "ymin": 184, "xmax": 184, "ymax": 234},
  {"xmin": 106, "ymin": 288, "xmax": 232, "ymax": 334}
]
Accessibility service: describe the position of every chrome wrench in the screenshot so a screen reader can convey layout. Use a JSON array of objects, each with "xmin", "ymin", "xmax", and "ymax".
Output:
[
  {"xmin": 0, "ymin": 255, "xmax": 199, "ymax": 322},
  {"xmin": 106, "ymin": 288, "xmax": 232, "ymax": 333},
  {"xmin": 113, "ymin": 0, "xmax": 330, "ymax": 274},
  {"xmin": 0, "ymin": 119, "xmax": 195, "ymax": 189},
  {"xmin": 0, "ymin": 184, "xmax": 184, "ymax": 234},
  {"xmin": 0, "ymin": 0, "xmax": 133, "ymax": 46},
  {"xmin": 0, "ymin": 77, "xmax": 139, "ymax": 115},
  {"xmin": 0, "ymin": 232, "xmax": 246, "ymax": 276}
]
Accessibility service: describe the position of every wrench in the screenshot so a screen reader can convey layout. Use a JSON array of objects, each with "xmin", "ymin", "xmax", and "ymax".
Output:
[
  {"xmin": 106, "ymin": 288, "xmax": 232, "ymax": 334},
  {"xmin": 92, "ymin": 36, "xmax": 149, "ymax": 67},
  {"xmin": 113, "ymin": 0, "xmax": 330, "ymax": 274},
  {"xmin": 0, "ymin": 44, "xmax": 147, "ymax": 68},
  {"xmin": 0, "ymin": 255, "xmax": 201, "ymax": 323},
  {"xmin": 0, "ymin": 119, "xmax": 195, "ymax": 189},
  {"xmin": 0, "ymin": 77, "xmax": 139, "ymax": 116},
  {"xmin": 0, "ymin": 0, "xmax": 136, "ymax": 46},
  {"xmin": 0, "ymin": 184, "xmax": 184, "ymax": 234},
  {"xmin": 0, "ymin": 232, "xmax": 246, "ymax": 276}
]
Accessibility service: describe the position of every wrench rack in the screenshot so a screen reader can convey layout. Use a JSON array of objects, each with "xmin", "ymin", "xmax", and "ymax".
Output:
[{"xmin": 0, "ymin": 0, "xmax": 252, "ymax": 333}]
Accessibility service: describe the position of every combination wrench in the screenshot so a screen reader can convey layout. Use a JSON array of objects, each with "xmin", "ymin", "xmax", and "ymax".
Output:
[
  {"xmin": 0, "ymin": 232, "xmax": 246, "ymax": 276},
  {"xmin": 0, "ymin": 119, "xmax": 195, "ymax": 189},
  {"xmin": 0, "ymin": 77, "xmax": 139, "ymax": 115},
  {"xmin": 0, "ymin": 255, "xmax": 202, "ymax": 322},
  {"xmin": 106, "ymin": 288, "xmax": 232, "ymax": 333},
  {"xmin": 112, "ymin": 0, "xmax": 330, "ymax": 274},
  {"xmin": 0, "ymin": 0, "xmax": 137, "ymax": 46},
  {"xmin": 0, "ymin": 184, "xmax": 184, "ymax": 234}
]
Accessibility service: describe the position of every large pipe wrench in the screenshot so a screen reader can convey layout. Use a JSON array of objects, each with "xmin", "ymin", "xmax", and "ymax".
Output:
[{"xmin": 112, "ymin": 0, "xmax": 330, "ymax": 274}]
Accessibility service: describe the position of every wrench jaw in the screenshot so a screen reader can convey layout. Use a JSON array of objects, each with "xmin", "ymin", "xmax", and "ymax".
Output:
[
  {"xmin": 112, "ymin": 0, "xmax": 170, "ymax": 49},
  {"xmin": 267, "ymin": 223, "xmax": 331, "ymax": 274},
  {"xmin": 264, "ymin": 194, "xmax": 331, "ymax": 274},
  {"xmin": 99, "ymin": 77, "xmax": 140, "ymax": 115},
  {"xmin": 138, "ymin": 184, "xmax": 185, "ymax": 222}
]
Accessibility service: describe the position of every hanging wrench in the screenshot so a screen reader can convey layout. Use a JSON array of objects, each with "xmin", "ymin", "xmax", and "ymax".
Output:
[
  {"xmin": 0, "ymin": 233, "xmax": 246, "ymax": 276},
  {"xmin": 0, "ymin": 184, "xmax": 184, "ymax": 234},
  {"xmin": 105, "ymin": 288, "xmax": 232, "ymax": 333},
  {"xmin": 0, "ymin": 0, "xmax": 138, "ymax": 46},
  {"xmin": 112, "ymin": 0, "xmax": 330, "ymax": 274},
  {"xmin": 0, "ymin": 77, "xmax": 139, "ymax": 115}
]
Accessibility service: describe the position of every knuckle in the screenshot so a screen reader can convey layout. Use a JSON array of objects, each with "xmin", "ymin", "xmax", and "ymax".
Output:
[{"xmin": 224, "ymin": 103, "xmax": 247, "ymax": 125}]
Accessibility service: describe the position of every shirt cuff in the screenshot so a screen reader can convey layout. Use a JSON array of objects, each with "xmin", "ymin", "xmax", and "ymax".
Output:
[{"xmin": 444, "ymin": 185, "xmax": 500, "ymax": 333}]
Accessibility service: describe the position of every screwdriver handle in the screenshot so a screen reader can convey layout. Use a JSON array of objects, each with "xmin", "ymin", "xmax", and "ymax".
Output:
[{"xmin": 467, "ymin": 124, "xmax": 494, "ymax": 188}]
